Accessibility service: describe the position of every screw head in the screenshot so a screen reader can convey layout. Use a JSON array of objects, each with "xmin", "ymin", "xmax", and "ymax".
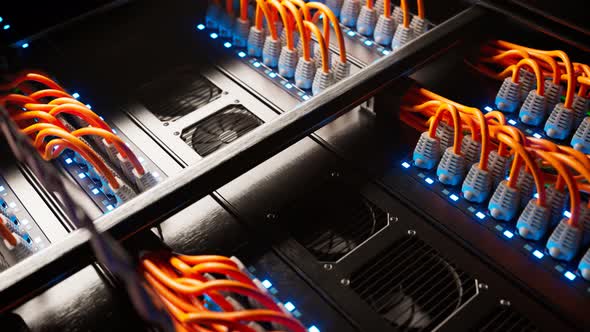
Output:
[
  {"xmin": 478, "ymin": 283, "xmax": 489, "ymax": 290},
  {"xmin": 330, "ymin": 171, "xmax": 340, "ymax": 177},
  {"xmin": 223, "ymin": 91, "xmax": 229, "ymax": 95},
  {"xmin": 234, "ymin": 99, "xmax": 240, "ymax": 103},
  {"xmin": 340, "ymin": 278, "xmax": 350, "ymax": 286},
  {"xmin": 173, "ymin": 131, "xmax": 180, "ymax": 136},
  {"xmin": 389, "ymin": 216, "xmax": 399, "ymax": 222},
  {"xmin": 163, "ymin": 122, "xmax": 169, "ymax": 127},
  {"xmin": 323, "ymin": 263, "xmax": 333, "ymax": 271},
  {"xmin": 499, "ymin": 299, "xmax": 511, "ymax": 306},
  {"xmin": 407, "ymin": 229, "xmax": 416, "ymax": 236},
  {"xmin": 265, "ymin": 213, "xmax": 277, "ymax": 221}
]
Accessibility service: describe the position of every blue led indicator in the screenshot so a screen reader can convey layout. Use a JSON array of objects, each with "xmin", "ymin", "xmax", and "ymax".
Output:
[
  {"xmin": 106, "ymin": 205, "xmax": 114, "ymax": 211},
  {"xmin": 534, "ymin": 193, "xmax": 539, "ymax": 198},
  {"xmin": 449, "ymin": 194, "xmax": 459, "ymax": 202},
  {"xmin": 476, "ymin": 211, "xmax": 486, "ymax": 220},
  {"xmin": 0, "ymin": 185, "xmax": 4, "ymax": 192},
  {"xmin": 564, "ymin": 271, "xmax": 576, "ymax": 281},
  {"xmin": 285, "ymin": 83, "xmax": 293, "ymax": 89},
  {"xmin": 78, "ymin": 173, "xmax": 86, "ymax": 179},
  {"xmin": 210, "ymin": 32, "xmax": 219, "ymax": 39},
  {"xmin": 197, "ymin": 24, "xmax": 205, "ymax": 30},
  {"xmin": 508, "ymin": 119, "xmax": 517, "ymax": 125},
  {"xmin": 3, "ymin": 24, "xmax": 10, "ymax": 30},
  {"xmin": 401, "ymin": 162, "xmax": 411, "ymax": 169},
  {"xmin": 261, "ymin": 280, "xmax": 272, "ymax": 288},
  {"xmin": 382, "ymin": 49, "xmax": 390, "ymax": 55},
  {"xmin": 484, "ymin": 106, "xmax": 493, "ymax": 112},
  {"xmin": 503, "ymin": 230, "xmax": 514, "ymax": 239},
  {"xmin": 347, "ymin": 31, "xmax": 355, "ymax": 37},
  {"xmin": 533, "ymin": 250, "xmax": 544, "ymax": 259},
  {"xmin": 302, "ymin": 95, "xmax": 310, "ymax": 100},
  {"xmin": 269, "ymin": 72, "xmax": 277, "ymax": 78},
  {"xmin": 152, "ymin": 172, "xmax": 160, "ymax": 178},
  {"xmin": 86, "ymin": 104, "xmax": 92, "ymax": 109},
  {"xmin": 364, "ymin": 40, "xmax": 373, "ymax": 46},
  {"xmin": 72, "ymin": 92, "xmax": 80, "ymax": 99},
  {"xmin": 21, "ymin": 43, "xmax": 29, "ymax": 49},
  {"xmin": 284, "ymin": 302, "xmax": 296, "ymax": 312},
  {"xmin": 425, "ymin": 177, "xmax": 434, "ymax": 185},
  {"xmin": 238, "ymin": 51, "xmax": 246, "ymax": 58},
  {"xmin": 564, "ymin": 210, "xmax": 571, "ymax": 218},
  {"xmin": 0, "ymin": 17, "xmax": 3, "ymax": 23},
  {"xmin": 224, "ymin": 42, "xmax": 232, "ymax": 48},
  {"xmin": 91, "ymin": 188, "xmax": 100, "ymax": 195},
  {"xmin": 533, "ymin": 133, "xmax": 542, "ymax": 139},
  {"xmin": 253, "ymin": 62, "xmax": 261, "ymax": 68},
  {"xmin": 309, "ymin": 326, "xmax": 320, "ymax": 332},
  {"xmin": 65, "ymin": 158, "xmax": 73, "ymax": 164}
]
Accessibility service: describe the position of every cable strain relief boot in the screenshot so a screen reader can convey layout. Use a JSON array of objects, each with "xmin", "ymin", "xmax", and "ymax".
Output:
[
  {"xmin": 262, "ymin": 37, "xmax": 281, "ymax": 68},
  {"xmin": 205, "ymin": 3, "xmax": 222, "ymax": 29},
  {"xmin": 280, "ymin": 28, "xmax": 299, "ymax": 48},
  {"xmin": 332, "ymin": 60, "xmax": 351, "ymax": 82},
  {"xmin": 488, "ymin": 180, "xmax": 520, "ymax": 221},
  {"xmin": 580, "ymin": 204, "xmax": 590, "ymax": 246},
  {"xmin": 516, "ymin": 167, "xmax": 535, "ymax": 208},
  {"xmin": 487, "ymin": 150, "xmax": 509, "ymax": 186},
  {"xmin": 340, "ymin": 0, "xmax": 361, "ymax": 27},
  {"xmin": 392, "ymin": 6, "xmax": 403, "ymax": 25},
  {"xmin": 572, "ymin": 95, "xmax": 589, "ymax": 127},
  {"xmin": 325, "ymin": 0, "xmax": 344, "ymax": 17},
  {"xmin": 356, "ymin": 6, "xmax": 377, "ymax": 36},
  {"xmin": 296, "ymin": 38, "xmax": 313, "ymax": 59},
  {"xmin": 546, "ymin": 218, "xmax": 582, "ymax": 261},
  {"xmin": 109, "ymin": 178, "xmax": 137, "ymax": 204},
  {"xmin": 413, "ymin": 131, "xmax": 441, "ymax": 170},
  {"xmin": 460, "ymin": 135, "xmax": 481, "ymax": 166},
  {"xmin": 374, "ymin": 0, "xmax": 385, "ymax": 16},
  {"xmin": 232, "ymin": 18, "xmax": 250, "ymax": 48},
  {"xmin": 546, "ymin": 186, "xmax": 568, "ymax": 226},
  {"xmin": 117, "ymin": 153, "xmax": 136, "ymax": 181},
  {"xmin": 314, "ymin": 46, "xmax": 332, "ymax": 69},
  {"xmin": 495, "ymin": 77, "xmax": 521, "ymax": 113},
  {"xmin": 374, "ymin": 15, "xmax": 395, "ymax": 46},
  {"xmin": 102, "ymin": 138, "xmax": 119, "ymax": 164},
  {"xmin": 247, "ymin": 27, "xmax": 265, "ymax": 57},
  {"xmin": 579, "ymin": 248, "xmax": 590, "ymax": 281},
  {"xmin": 295, "ymin": 57, "xmax": 316, "ymax": 90},
  {"xmin": 133, "ymin": 168, "xmax": 158, "ymax": 192},
  {"xmin": 461, "ymin": 164, "xmax": 491, "ymax": 203},
  {"xmin": 544, "ymin": 80, "xmax": 563, "ymax": 110},
  {"xmin": 218, "ymin": 12, "xmax": 234, "ymax": 38},
  {"xmin": 312, "ymin": 70, "xmax": 334, "ymax": 96},
  {"xmin": 436, "ymin": 147, "xmax": 466, "ymax": 186},
  {"xmin": 278, "ymin": 46, "xmax": 299, "ymax": 78},
  {"xmin": 517, "ymin": 68, "xmax": 536, "ymax": 101},
  {"xmin": 544, "ymin": 103, "xmax": 574, "ymax": 139},
  {"xmin": 519, "ymin": 90, "xmax": 547, "ymax": 126},
  {"xmin": 517, "ymin": 200, "xmax": 550, "ymax": 240},
  {"xmin": 409, "ymin": 16, "xmax": 428, "ymax": 36},
  {"xmin": 435, "ymin": 121, "xmax": 454, "ymax": 152},
  {"xmin": 391, "ymin": 24, "xmax": 414, "ymax": 50},
  {"xmin": 571, "ymin": 117, "xmax": 590, "ymax": 153}
]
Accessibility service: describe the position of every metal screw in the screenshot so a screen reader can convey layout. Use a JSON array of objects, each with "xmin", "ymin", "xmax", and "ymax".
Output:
[
  {"xmin": 340, "ymin": 278, "xmax": 350, "ymax": 286},
  {"xmin": 323, "ymin": 263, "xmax": 333, "ymax": 271},
  {"xmin": 223, "ymin": 91, "xmax": 229, "ymax": 95},
  {"xmin": 407, "ymin": 229, "xmax": 416, "ymax": 236},
  {"xmin": 499, "ymin": 299, "xmax": 511, "ymax": 307},
  {"xmin": 389, "ymin": 216, "xmax": 398, "ymax": 222},
  {"xmin": 478, "ymin": 283, "xmax": 488, "ymax": 290},
  {"xmin": 234, "ymin": 99, "xmax": 240, "ymax": 103},
  {"xmin": 163, "ymin": 122, "xmax": 169, "ymax": 127},
  {"xmin": 173, "ymin": 131, "xmax": 180, "ymax": 136},
  {"xmin": 330, "ymin": 171, "xmax": 340, "ymax": 178},
  {"xmin": 266, "ymin": 213, "xmax": 277, "ymax": 221}
]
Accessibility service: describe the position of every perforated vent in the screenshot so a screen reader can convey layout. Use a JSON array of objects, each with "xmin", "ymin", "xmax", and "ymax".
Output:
[
  {"xmin": 181, "ymin": 105, "xmax": 262, "ymax": 157},
  {"xmin": 285, "ymin": 183, "xmax": 388, "ymax": 262},
  {"xmin": 350, "ymin": 235, "xmax": 478, "ymax": 331},
  {"xmin": 472, "ymin": 306, "xmax": 538, "ymax": 332},
  {"xmin": 137, "ymin": 69, "xmax": 222, "ymax": 122}
]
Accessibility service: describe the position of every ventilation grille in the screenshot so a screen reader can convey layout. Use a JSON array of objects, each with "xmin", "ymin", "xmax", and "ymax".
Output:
[
  {"xmin": 285, "ymin": 183, "xmax": 388, "ymax": 262},
  {"xmin": 350, "ymin": 236, "xmax": 478, "ymax": 331},
  {"xmin": 181, "ymin": 105, "xmax": 262, "ymax": 157},
  {"xmin": 472, "ymin": 306, "xmax": 538, "ymax": 332},
  {"xmin": 137, "ymin": 69, "xmax": 222, "ymax": 122}
]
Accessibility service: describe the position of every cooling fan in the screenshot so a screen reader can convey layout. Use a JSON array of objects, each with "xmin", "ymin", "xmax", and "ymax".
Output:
[
  {"xmin": 286, "ymin": 183, "xmax": 388, "ymax": 262},
  {"xmin": 182, "ymin": 105, "xmax": 263, "ymax": 156},
  {"xmin": 351, "ymin": 236, "xmax": 478, "ymax": 331}
]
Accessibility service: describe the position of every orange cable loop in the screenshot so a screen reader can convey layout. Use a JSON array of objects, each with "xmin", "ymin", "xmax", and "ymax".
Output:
[
  {"xmin": 303, "ymin": 21, "xmax": 330, "ymax": 73},
  {"xmin": 269, "ymin": 0, "xmax": 294, "ymax": 49},
  {"xmin": 305, "ymin": 2, "xmax": 347, "ymax": 63},
  {"xmin": 11, "ymin": 111, "xmax": 66, "ymax": 129},
  {"xmin": 0, "ymin": 73, "xmax": 66, "ymax": 91},
  {"xmin": 28, "ymin": 89, "xmax": 73, "ymax": 100},
  {"xmin": 427, "ymin": 103, "xmax": 462, "ymax": 155},
  {"xmin": 255, "ymin": 0, "xmax": 278, "ymax": 39},
  {"xmin": 282, "ymin": 1, "xmax": 311, "ymax": 60},
  {"xmin": 512, "ymin": 58, "xmax": 545, "ymax": 96}
]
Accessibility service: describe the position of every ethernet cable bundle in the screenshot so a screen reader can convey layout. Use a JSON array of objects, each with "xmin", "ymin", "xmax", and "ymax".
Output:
[
  {"xmin": 0, "ymin": 72, "xmax": 158, "ymax": 209},
  {"xmin": 402, "ymin": 82, "xmax": 590, "ymax": 280}
]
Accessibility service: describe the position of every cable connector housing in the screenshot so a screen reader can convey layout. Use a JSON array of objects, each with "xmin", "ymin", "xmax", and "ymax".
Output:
[
  {"xmin": 312, "ymin": 70, "xmax": 335, "ymax": 96},
  {"xmin": 247, "ymin": 27, "xmax": 265, "ymax": 57},
  {"xmin": 578, "ymin": 248, "xmax": 590, "ymax": 281},
  {"xmin": 294, "ymin": 58, "xmax": 316, "ymax": 90},
  {"xmin": 391, "ymin": 24, "xmax": 413, "ymax": 50},
  {"xmin": 516, "ymin": 199, "xmax": 549, "ymax": 240},
  {"xmin": 544, "ymin": 103, "xmax": 574, "ymax": 140},
  {"xmin": 487, "ymin": 150, "xmax": 509, "ymax": 186},
  {"xmin": 546, "ymin": 186, "xmax": 568, "ymax": 226},
  {"xmin": 232, "ymin": 18, "xmax": 250, "ymax": 48},
  {"xmin": 413, "ymin": 132, "xmax": 441, "ymax": 170},
  {"xmin": 460, "ymin": 135, "xmax": 481, "ymax": 166},
  {"xmin": 262, "ymin": 37, "xmax": 281, "ymax": 68},
  {"xmin": 546, "ymin": 218, "xmax": 582, "ymax": 261},
  {"xmin": 374, "ymin": 15, "xmax": 395, "ymax": 46},
  {"xmin": 332, "ymin": 60, "xmax": 351, "ymax": 82},
  {"xmin": 340, "ymin": 0, "xmax": 361, "ymax": 27},
  {"xmin": 278, "ymin": 46, "xmax": 298, "ymax": 78},
  {"xmin": 488, "ymin": 180, "xmax": 520, "ymax": 221},
  {"xmin": 461, "ymin": 164, "xmax": 491, "ymax": 203},
  {"xmin": 436, "ymin": 148, "xmax": 466, "ymax": 186},
  {"xmin": 571, "ymin": 117, "xmax": 590, "ymax": 153},
  {"xmin": 495, "ymin": 77, "xmax": 521, "ymax": 113},
  {"xmin": 409, "ymin": 16, "xmax": 428, "ymax": 36},
  {"xmin": 519, "ymin": 90, "xmax": 547, "ymax": 126},
  {"xmin": 356, "ymin": 6, "xmax": 377, "ymax": 36}
]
